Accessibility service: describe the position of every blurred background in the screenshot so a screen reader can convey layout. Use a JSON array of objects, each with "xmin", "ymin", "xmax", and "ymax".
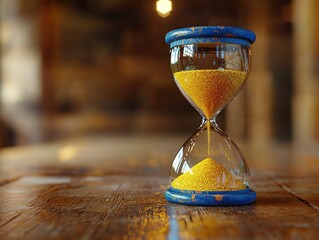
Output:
[{"xmin": 0, "ymin": 0, "xmax": 318, "ymax": 147}]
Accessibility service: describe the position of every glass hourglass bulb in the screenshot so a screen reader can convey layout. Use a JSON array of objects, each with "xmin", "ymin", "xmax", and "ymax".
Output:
[{"xmin": 165, "ymin": 26, "xmax": 257, "ymax": 206}]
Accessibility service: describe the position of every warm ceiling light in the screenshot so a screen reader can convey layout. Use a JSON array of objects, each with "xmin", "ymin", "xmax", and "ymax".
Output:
[{"xmin": 156, "ymin": 0, "xmax": 172, "ymax": 18}]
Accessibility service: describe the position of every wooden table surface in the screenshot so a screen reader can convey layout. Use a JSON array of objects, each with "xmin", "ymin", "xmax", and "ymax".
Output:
[{"xmin": 0, "ymin": 134, "xmax": 319, "ymax": 239}]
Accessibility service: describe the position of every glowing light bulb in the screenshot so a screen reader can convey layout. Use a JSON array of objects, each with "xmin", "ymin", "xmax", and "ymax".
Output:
[{"xmin": 156, "ymin": 0, "xmax": 172, "ymax": 18}]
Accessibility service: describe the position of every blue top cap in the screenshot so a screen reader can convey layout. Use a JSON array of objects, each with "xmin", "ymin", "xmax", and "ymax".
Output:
[{"xmin": 165, "ymin": 26, "xmax": 256, "ymax": 48}]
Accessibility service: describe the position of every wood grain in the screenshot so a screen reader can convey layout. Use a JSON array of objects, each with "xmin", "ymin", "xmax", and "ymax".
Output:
[{"xmin": 0, "ymin": 135, "xmax": 319, "ymax": 239}]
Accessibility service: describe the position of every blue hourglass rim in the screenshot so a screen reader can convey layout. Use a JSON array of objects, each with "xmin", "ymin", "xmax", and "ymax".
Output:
[
  {"xmin": 165, "ymin": 26, "xmax": 256, "ymax": 48},
  {"xmin": 165, "ymin": 186, "xmax": 256, "ymax": 206}
]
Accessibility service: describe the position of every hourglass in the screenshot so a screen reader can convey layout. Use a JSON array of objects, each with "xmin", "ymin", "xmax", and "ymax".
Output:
[{"xmin": 165, "ymin": 26, "xmax": 256, "ymax": 206}]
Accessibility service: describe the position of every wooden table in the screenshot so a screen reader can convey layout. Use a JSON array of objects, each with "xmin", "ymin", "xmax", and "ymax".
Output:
[{"xmin": 0, "ymin": 135, "xmax": 319, "ymax": 239}]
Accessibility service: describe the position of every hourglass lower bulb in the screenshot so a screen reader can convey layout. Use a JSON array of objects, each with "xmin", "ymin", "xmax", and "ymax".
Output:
[{"xmin": 165, "ymin": 26, "xmax": 256, "ymax": 206}]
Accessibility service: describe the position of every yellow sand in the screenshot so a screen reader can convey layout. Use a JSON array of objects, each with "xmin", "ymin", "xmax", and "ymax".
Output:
[
  {"xmin": 172, "ymin": 158, "xmax": 246, "ymax": 191},
  {"xmin": 172, "ymin": 70, "xmax": 246, "ymax": 191},
  {"xmin": 174, "ymin": 69, "xmax": 246, "ymax": 171},
  {"xmin": 174, "ymin": 69, "xmax": 246, "ymax": 119}
]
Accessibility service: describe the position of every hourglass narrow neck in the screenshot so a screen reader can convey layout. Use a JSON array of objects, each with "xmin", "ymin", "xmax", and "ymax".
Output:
[{"xmin": 201, "ymin": 117, "xmax": 218, "ymax": 128}]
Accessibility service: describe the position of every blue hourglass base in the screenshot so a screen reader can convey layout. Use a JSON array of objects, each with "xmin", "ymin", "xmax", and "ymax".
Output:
[{"xmin": 165, "ymin": 186, "xmax": 256, "ymax": 206}]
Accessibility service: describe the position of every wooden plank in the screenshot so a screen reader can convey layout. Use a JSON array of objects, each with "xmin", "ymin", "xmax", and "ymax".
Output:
[
  {"xmin": 0, "ymin": 135, "xmax": 183, "ymax": 184},
  {"xmin": 1, "ymin": 136, "xmax": 319, "ymax": 239},
  {"xmin": 1, "ymin": 136, "xmax": 319, "ymax": 185},
  {"xmin": 0, "ymin": 175, "xmax": 319, "ymax": 239},
  {"xmin": 275, "ymin": 177, "xmax": 319, "ymax": 210}
]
